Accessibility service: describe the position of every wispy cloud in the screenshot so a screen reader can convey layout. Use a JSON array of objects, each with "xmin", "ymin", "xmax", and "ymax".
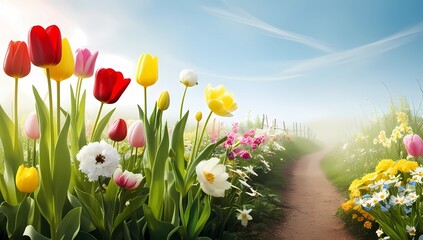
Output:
[
  {"xmin": 281, "ymin": 22, "xmax": 423, "ymax": 76},
  {"xmin": 198, "ymin": 22, "xmax": 423, "ymax": 82},
  {"xmin": 204, "ymin": 6, "xmax": 335, "ymax": 53}
]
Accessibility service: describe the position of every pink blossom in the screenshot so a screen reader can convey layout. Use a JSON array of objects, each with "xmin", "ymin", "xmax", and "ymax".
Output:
[
  {"xmin": 74, "ymin": 48, "xmax": 98, "ymax": 78},
  {"xmin": 127, "ymin": 120, "xmax": 146, "ymax": 148},
  {"xmin": 24, "ymin": 112, "xmax": 40, "ymax": 140},
  {"xmin": 113, "ymin": 167, "xmax": 144, "ymax": 190},
  {"xmin": 403, "ymin": 134, "xmax": 423, "ymax": 157}
]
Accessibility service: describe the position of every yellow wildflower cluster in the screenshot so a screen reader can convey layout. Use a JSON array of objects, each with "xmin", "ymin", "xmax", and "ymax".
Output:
[
  {"xmin": 340, "ymin": 199, "xmax": 375, "ymax": 229},
  {"xmin": 354, "ymin": 135, "xmax": 368, "ymax": 143},
  {"xmin": 373, "ymin": 112, "xmax": 413, "ymax": 147}
]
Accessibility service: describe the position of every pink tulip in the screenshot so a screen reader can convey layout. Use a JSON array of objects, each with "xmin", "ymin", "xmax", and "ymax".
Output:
[
  {"xmin": 127, "ymin": 120, "xmax": 146, "ymax": 148},
  {"xmin": 24, "ymin": 112, "xmax": 40, "ymax": 140},
  {"xmin": 74, "ymin": 48, "xmax": 98, "ymax": 78},
  {"xmin": 108, "ymin": 118, "xmax": 127, "ymax": 142},
  {"xmin": 403, "ymin": 134, "xmax": 423, "ymax": 157},
  {"xmin": 113, "ymin": 167, "xmax": 143, "ymax": 190}
]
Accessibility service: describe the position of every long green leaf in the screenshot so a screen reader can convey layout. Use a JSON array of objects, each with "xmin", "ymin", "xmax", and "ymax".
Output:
[
  {"xmin": 56, "ymin": 207, "xmax": 82, "ymax": 240},
  {"xmin": 53, "ymin": 114, "xmax": 71, "ymax": 222},
  {"xmin": 168, "ymin": 111, "xmax": 189, "ymax": 196},
  {"xmin": 148, "ymin": 123, "xmax": 170, "ymax": 219},
  {"xmin": 0, "ymin": 105, "xmax": 23, "ymax": 204},
  {"xmin": 33, "ymin": 86, "xmax": 54, "ymax": 225},
  {"xmin": 23, "ymin": 225, "xmax": 50, "ymax": 240},
  {"xmin": 91, "ymin": 108, "xmax": 116, "ymax": 142},
  {"xmin": 143, "ymin": 204, "xmax": 178, "ymax": 240},
  {"xmin": 74, "ymin": 187, "xmax": 105, "ymax": 232},
  {"xmin": 193, "ymin": 196, "xmax": 211, "ymax": 238},
  {"xmin": 67, "ymin": 192, "xmax": 96, "ymax": 232},
  {"xmin": 113, "ymin": 195, "xmax": 148, "ymax": 231},
  {"xmin": 0, "ymin": 201, "xmax": 17, "ymax": 237},
  {"xmin": 13, "ymin": 196, "xmax": 35, "ymax": 239}
]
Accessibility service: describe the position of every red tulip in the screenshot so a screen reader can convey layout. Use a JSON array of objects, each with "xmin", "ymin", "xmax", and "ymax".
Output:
[
  {"xmin": 28, "ymin": 25, "xmax": 62, "ymax": 68},
  {"xmin": 93, "ymin": 68, "xmax": 131, "ymax": 104},
  {"xmin": 109, "ymin": 118, "xmax": 127, "ymax": 142},
  {"xmin": 3, "ymin": 41, "xmax": 31, "ymax": 78}
]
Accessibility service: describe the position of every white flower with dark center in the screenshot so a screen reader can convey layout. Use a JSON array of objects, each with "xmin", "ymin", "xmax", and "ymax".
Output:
[
  {"xmin": 77, "ymin": 140, "xmax": 120, "ymax": 181},
  {"xmin": 236, "ymin": 208, "xmax": 253, "ymax": 227},
  {"xmin": 196, "ymin": 157, "xmax": 231, "ymax": 197},
  {"xmin": 406, "ymin": 225, "xmax": 416, "ymax": 236}
]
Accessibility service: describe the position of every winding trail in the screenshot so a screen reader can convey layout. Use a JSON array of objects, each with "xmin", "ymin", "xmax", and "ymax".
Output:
[{"xmin": 272, "ymin": 149, "xmax": 354, "ymax": 240}]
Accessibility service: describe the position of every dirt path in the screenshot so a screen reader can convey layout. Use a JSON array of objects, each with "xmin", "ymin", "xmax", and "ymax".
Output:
[{"xmin": 273, "ymin": 149, "xmax": 355, "ymax": 240}]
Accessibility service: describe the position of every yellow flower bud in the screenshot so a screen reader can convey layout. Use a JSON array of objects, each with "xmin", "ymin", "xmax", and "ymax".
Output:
[
  {"xmin": 49, "ymin": 38, "xmax": 75, "ymax": 82},
  {"xmin": 204, "ymin": 84, "xmax": 237, "ymax": 117},
  {"xmin": 136, "ymin": 53, "xmax": 158, "ymax": 88},
  {"xmin": 196, "ymin": 111, "xmax": 202, "ymax": 122},
  {"xmin": 158, "ymin": 91, "xmax": 170, "ymax": 111},
  {"xmin": 16, "ymin": 164, "xmax": 39, "ymax": 193}
]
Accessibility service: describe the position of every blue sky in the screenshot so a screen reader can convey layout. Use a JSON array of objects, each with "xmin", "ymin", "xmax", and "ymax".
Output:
[{"xmin": 0, "ymin": 0, "xmax": 423, "ymax": 140}]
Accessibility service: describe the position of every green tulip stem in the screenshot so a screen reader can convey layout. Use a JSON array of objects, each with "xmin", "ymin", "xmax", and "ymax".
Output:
[
  {"xmin": 91, "ymin": 102, "xmax": 104, "ymax": 142},
  {"xmin": 189, "ymin": 120, "xmax": 200, "ymax": 165},
  {"xmin": 56, "ymin": 81, "xmax": 61, "ymax": 133},
  {"xmin": 195, "ymin": 111, "xmax": 213, "ymax": 158},
  {"xmin": 143, "ymin": 87, "xmax": 148, "ymax": 119},
  {"xmin": 33, "ymin": 140, "xmax": 37, "ymax": 167},
  {"xmin": 14, "ymin": 77, "xmax": 19, "ymax": 146},
  {"xmin": 46, "ymin": 68, "xmax": 55, "ymax": 158},
  {"xmin": 179, "ymin": 86, "xmax": 188, "ymax": 119},
  {"xmin": 75, "ymin": 77, "xmax": 83, "ymax": 104}
]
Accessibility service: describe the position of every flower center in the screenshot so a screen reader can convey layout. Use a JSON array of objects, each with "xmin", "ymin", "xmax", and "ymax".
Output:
[
  {"xmin": 203, "ymin": 171, "xmax": 215, "ymax": 183},
  {"xmin": 95, "ymin": 154, "xmax": 106, "ymax": 164},
  {"xmin": 242, "ymin": 213, "xmax": 247, "ymax": 220}
]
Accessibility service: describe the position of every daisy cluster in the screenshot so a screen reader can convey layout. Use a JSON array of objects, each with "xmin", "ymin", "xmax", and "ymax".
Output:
[{"xmin": 345, "ymin": 159, "xmax": 423, "ymax": 239}]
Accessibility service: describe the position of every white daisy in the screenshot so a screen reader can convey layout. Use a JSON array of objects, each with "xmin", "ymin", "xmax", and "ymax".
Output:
[{"xmin": 76, "ymin": 140, "xmax": 120, "ymax": 181}]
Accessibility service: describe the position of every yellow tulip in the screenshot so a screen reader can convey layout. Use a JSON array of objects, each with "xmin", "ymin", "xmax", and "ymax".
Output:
[
  {"xmin": 49, "ymin": 38, "xmax": 74, "ymax": 82},
  {"xmin": 205, "ymin": 84, "xmax": 237, "ymax": 117},
  {"xmin": 195, "ymin": 111, "xmax": 202, "ymax": 122},
  {"xmin": 16, "ymin": 164, "xmax": 39, "ymax": 193},
  {"xmin": 157, "ymin": 91, "xmax": 170, "ymax": 110},
  {"xmin": 136, "ymin": 53, "xmax": 158, "ymax": 87}
]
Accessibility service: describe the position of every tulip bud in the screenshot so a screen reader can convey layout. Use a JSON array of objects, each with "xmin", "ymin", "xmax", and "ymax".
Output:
[
  {"xmin": 113, "ymin": 167, "xmax": 144, "ymax": 190},
  {"xmin": 24, "ymin": 112, "xmax": 40, "ymax": 140},
  {"xmin": 179, "ymin": 69, "xmax": 198, "ymax": 87},
  {"xmin": 108, "ymin": 118, "xmax": 127, "ymax": 142},
  {"xmin": 127, "ymin": 120, "xmax": 146, "ymax": 148},
  {"xmin": 403, "ymin": 134, "xmax": 423, "ymax": 157},
  {"xmin": 158, "ymin": 91, "xmax": 170, "ymax": 111},
  {"xmin": 16, "ymin": 164, "xmax": 39, "ymax": 193},
  {"xmin": 196, "ymin": 111, "xmax": 202, "ymax": 122}
]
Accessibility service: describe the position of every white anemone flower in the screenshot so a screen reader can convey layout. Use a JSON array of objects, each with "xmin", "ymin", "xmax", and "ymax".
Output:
[
  {"xmin": 77, "ymin": 140, "xmax": 120, "ymax": 181},
  {"xmin": 196, "ymin": 157, "xmax": 231, "ymax": 197},
  {"xmin": 236, "ymin": 208, "xmax": 253, "ymax": 227},
  {"xmin": 179, "ymin": 69, "xmax": 198, "ymax": 87}
]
